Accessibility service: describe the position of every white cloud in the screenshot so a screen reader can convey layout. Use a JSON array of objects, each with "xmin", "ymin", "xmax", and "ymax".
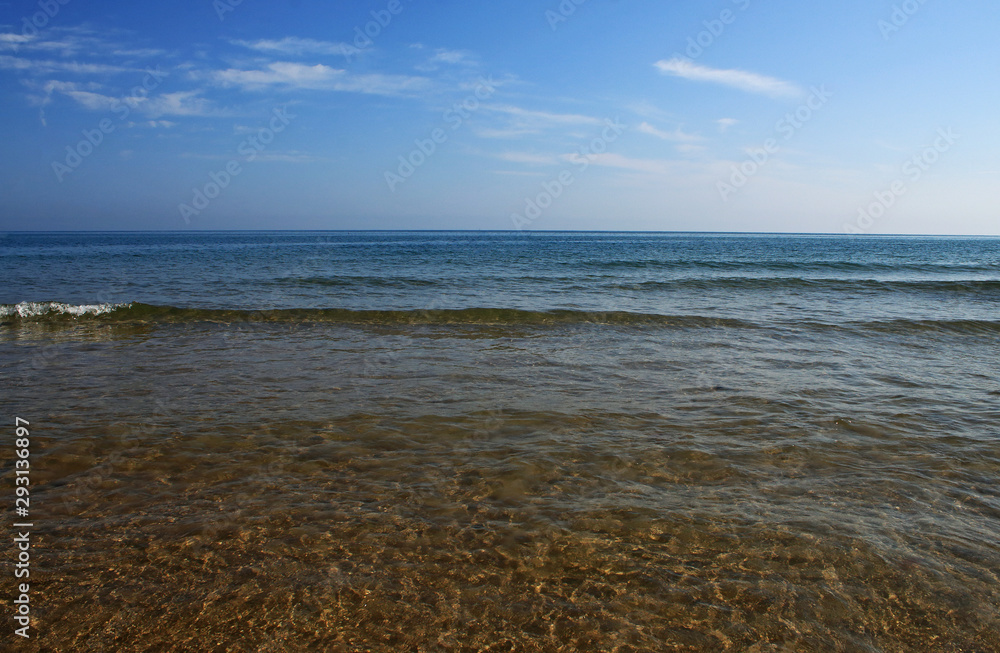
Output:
[
  {"xmin": 496, "ymin": 151, "xmax": 560, "ymax": 166},
  {"xmin": 474, "ymin": 127, "xmax": 539, "ymax": 139},
  {"xmin": 560, "ymin": 152, "xmax": 677, "ymax": 175},
  {"xmin": 208, "ymin": 61, "xmax": 428, "ymax": 95},
  {"xmin": 55, "ymin": 86, "xmax": 217, "ymax": 117},
  {"xmin": 111, "ymin": 48, "xmax": 168, "ymax": 58},
  {"xmin": 675, "ymin": 143, "xmax": 706, "ymax": 154},
  {"xmin": 474, "ymin": 105, "xmax": 603, "ymax": 139},
  {"xmin": 486, "ymin": 104, "xmax": 602, "ymax": 126},
  {"xmin": 61, "ymin": 89, "xmax": 120, "ymax": 111},
  {"xmin": 211, "ymin": 62, "xmax": 338, "ymax": 89},
  {"xmin": 25, "ymin": 79, "xmax": 100, "ymax": 100},
  {"xmin": 0, "ymin": 28, "xmax": 164, "ymax": 58},
  {"xmin": 231, "ymin": 37, "xmax": 349, "ymax": 57},
  {"xmin": 137, "ymin": 91, "xmax": 215, "ymax": 117},
  {"xmin": 416, "ymin": 48, "xmax": 476, "ymax": 71},
  {"xmin": 431, "ymin": 50, "xmax": 468, "ymax": 64},
  {"xmin": 629, "ymin": 101, "xmax": 685, "ymax": 125},
  {"xmin": 125, "ymin": 120, "xmax": 176, "ymax": 128},
  {"xmin": 251, "ymin": 151, "xmax": 322, "ymax": 163},
  {"xmin": 181, "ymin": 150, "xmax": 321, "ymax": 163},
  {"xmin": 491, "ymin": 170, "xmax": 547, "ymax": 177},
  {"xmin": 637, "ymin": 121, "xmax": 701, "ymax": 143},
  {"xmin": 654, "ymin": 57, "xmax": 801, "ymax": 98},
  {"xmin": 0, "ymin": 33, "xmax": 33, "ymax": 48},
  {"xmin": 716, "ymin": 118, "xmax": 738, "ymax": 133},
  {"xmin": 0, "ymin": 54, "xmax": 134, "ymax": 75}
]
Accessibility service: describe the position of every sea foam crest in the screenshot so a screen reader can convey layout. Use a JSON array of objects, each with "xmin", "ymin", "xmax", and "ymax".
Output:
[{"xmin": 0, "ymin": 301, "xmax": 129, "ymax": 319}]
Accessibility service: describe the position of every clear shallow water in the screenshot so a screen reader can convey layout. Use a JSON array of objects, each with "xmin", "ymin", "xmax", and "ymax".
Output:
[{"xmin": 1, "ymin": 232, "xmax": 999, "ymax": 651}]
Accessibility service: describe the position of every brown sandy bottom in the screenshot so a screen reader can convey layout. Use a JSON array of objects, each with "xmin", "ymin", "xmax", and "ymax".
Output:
[{"xmin": 13, "ymin": 415, "xmax": 1000, "ymax": 653}]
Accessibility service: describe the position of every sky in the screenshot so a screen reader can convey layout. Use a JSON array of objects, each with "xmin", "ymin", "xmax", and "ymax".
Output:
[{"xmin": 0, "ymin": 0, "xmax": 998, "ymax": 233}]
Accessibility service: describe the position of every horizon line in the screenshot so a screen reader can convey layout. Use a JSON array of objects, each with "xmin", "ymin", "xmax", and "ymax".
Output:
[{"xmin": 3, "ymin": 230, "xmax": 998, "ymax": 237}]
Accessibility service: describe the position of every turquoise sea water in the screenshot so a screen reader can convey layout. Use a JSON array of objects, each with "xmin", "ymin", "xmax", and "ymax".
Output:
[{"xmin": 2, "ymin": 232, "xmax": 999, "ymax": 651}]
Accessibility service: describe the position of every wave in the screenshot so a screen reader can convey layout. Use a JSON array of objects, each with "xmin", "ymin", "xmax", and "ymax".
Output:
[
  {"xmin": 4, "ymin": 302, "xmax": 999, "ymax": 336},
  {"xmin": 849, "ymin": 318, "xmax": 1000, "ymax": 336},
  {"xmin": 581, "ymin": 260, "xmax": 999, "ymax": 275},
  {"xmin": 0, "ymin": 301, "xmax": 129, "ymax": 319},
  {"xmin": 611, "ymin": 278, "xmax": 1000, "ymax": 294},
  {"xmin": 0, "ymin": 302, "xmax": 756, "ymax": 328},
  {"xmin": 264, "ymin": 274, "xmax": 1000, "ymax": 296},
  {"xmin": 268, "ymin": 276, "xmax": 442, "ymax": 289}
]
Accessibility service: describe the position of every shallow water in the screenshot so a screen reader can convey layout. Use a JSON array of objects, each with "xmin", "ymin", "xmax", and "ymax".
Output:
[{"xmin": 2, "ymin": 232, "xmax": 999, "ymax": 651}]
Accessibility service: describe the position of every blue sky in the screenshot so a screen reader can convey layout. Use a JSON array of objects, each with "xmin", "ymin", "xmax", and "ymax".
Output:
[{"xmin": 1, "ymin": 0, "xmax": 998, "ymax": 233}]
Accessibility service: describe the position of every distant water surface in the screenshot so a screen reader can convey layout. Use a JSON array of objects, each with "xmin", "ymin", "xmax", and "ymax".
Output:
[{"xmin": 1, "ymin": 232, "xmax": 999, "ymax": 651}]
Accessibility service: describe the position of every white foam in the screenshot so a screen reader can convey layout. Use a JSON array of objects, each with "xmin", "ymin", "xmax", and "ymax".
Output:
[{"xmin": 0, "ymin": 301, "xmax": 130, "ymax": 319}]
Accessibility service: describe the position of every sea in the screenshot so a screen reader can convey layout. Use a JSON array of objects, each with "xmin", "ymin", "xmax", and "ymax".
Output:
[{"xmin": 1, "ymin": 231, "xmax": 998, "ymax": 652}]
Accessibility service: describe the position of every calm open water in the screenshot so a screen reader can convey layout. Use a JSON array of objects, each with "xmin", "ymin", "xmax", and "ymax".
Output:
[{"xmin": 1, "ymin": 232, "xmax": 999, "ymax": 651}]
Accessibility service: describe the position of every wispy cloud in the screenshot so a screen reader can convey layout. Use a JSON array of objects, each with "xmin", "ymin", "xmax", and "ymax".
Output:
[
  {"xmin": 25, "ymin": 79, "xmax": 102, "ymax": 98},
  {"xmin": 560, "ymin": 152, "xmax": 681, "ymax": 176},
  {"xmin": 0, "ymin": 33, "xmax": 33, "ymax": 48},
  {"xmin": 0, "ymin": 27, "xmax": 165, "ymax": 58},
  {"xmin": 207, "ymin": 61, "xmax": 429, "ymax": 95},
  {"xmin": 475, "ymin": 127, "xmax": 539, "ymax": 139},
  {"xmin": 491, "ymin": 169, "xmax": 547, "ymax": 177},
  {"xmin": 475, "ymin": 104, "xmax": 603, "ymax": 139},
  {"xmin": 637, "ymin": 121, "xmax": 701, "ymax": 143},
  {"xmin": 23, "ymin": 79, "xmax": 96, "ymax": 125},
  {"xmin": 0, "ymin": 54, "xmax": 135, "ymax": 75},
  {"xmin": 139, "ymin": 91, "xmax": 216, "ymax": 118},
  {"xmin": 654, "ymin": 57, "xmax": 801, "ymax": 98},
  {"xmin": 182, "ymin": 150, "xmax": 321, "ymax": 163},
  {"xmin": 629, "ymin": 101, "xmax": 679, "ymax": 123},
  {"xmin": 251, "ymin": 151, "xmax": 323, "ymax": 163},
  {"xmin": 416, "ymin": 48, "xmax": 476, "ymax": 71},
  {"xmin": 486, "ymin": 105, "xmax": 602, "ymax": 126},
  {"xmin": 430, "ymin": 50, "xmax": 470, "ymax": 65},
  {"xmin": 210, "ymin": 62, "xmax": 339, "ymax": 89},
  {"xmin": 59, "ymin": 89, "xmax": 120, "ymax": 111},
  {"xmin": 675, "ymin": 143, "xmax": 706, "ymax": 154},
  {"xmin": 53, "ymin": 86, "xmax": 218, "ymax": 117},
  {"xmin": 716, "ymin": 118, "xmax": 738, "ymax": 133},
  {"xmin": 496, "ymin": 151, "xmax": 560, "ymax": 166},
  {"xmin": 231, "ymin": 37, "xmax": 349, "ymax": 57}
]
